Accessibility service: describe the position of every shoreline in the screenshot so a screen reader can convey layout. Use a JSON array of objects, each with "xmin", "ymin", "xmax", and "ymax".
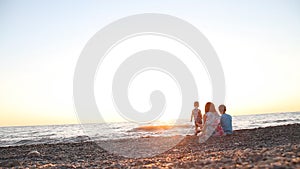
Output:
[{"xmin": 0, "ymin": 124, "xmax": 299, "ymax": 168}]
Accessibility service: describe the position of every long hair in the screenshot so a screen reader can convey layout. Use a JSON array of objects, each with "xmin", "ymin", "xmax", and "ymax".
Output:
[{"xmin": 205, "ymin": 102, "xmax": 217, "ymax": 113}]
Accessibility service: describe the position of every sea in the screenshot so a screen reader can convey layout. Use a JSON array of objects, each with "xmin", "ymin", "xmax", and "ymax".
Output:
[{"xmin": 0, "ymin": 112, "xmax": 299, "ymax": 147}]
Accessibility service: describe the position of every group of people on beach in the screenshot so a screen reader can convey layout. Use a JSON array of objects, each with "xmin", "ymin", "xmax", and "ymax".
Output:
[{"xmin": 190, "ymin": 101, "xmax": 232, "ymax": 141}]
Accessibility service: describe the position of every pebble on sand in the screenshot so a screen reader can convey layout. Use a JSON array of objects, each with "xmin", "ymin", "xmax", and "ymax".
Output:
[{"xmin": 27, "ymin": 150, "xmax": 41, "ymax": 157}]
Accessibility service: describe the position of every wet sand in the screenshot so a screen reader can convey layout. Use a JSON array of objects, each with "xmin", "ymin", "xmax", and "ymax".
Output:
[{"xmin": 0, "ymin": 124, "xmax": 299, "ymax": 168}]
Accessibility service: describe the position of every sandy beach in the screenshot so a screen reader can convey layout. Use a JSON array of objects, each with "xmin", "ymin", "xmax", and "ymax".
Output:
[{"xmin": 0, "ymin": 124, "xmax": 299, "ymax": 168}]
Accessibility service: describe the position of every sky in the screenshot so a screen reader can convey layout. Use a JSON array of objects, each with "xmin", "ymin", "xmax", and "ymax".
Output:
[{"xmin": 0, "ymin": 0, "xmax": 300, "ymax": 126}]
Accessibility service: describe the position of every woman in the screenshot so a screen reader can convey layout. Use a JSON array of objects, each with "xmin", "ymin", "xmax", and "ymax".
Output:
[{"xmin": 199, "ymin": 102, "xmax": 224, "ymax": 143}]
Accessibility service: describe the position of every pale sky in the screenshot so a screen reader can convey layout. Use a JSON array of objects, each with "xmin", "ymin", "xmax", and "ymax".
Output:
[{"xmin": 1, "ymin": 0, "xmax": 300, "ymax": 126}]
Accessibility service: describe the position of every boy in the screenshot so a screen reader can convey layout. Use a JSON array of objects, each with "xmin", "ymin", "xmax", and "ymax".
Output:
[
  {"xmin": 190, "ymin": 101, "xmax": 203, "ymax": 135},
  {"xmin": 219, "ymin": 104, "xmax": 233, "ymax": 134}
]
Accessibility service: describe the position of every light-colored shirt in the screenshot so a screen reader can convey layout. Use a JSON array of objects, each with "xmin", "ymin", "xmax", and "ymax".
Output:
[
  {"xmin": 206, "ymin": 112, "xmax": 220, "ymax": 126},
  {"xmin": 220, "ymin": 113, "xmax": 233, "ymax": 134},
  {"xmin": 199, "ymin": 112, "xmax": 221, "ymax": 143}
]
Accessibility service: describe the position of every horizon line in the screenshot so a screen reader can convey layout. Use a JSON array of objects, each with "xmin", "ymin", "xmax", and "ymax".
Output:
[{"xmin": 1, "ymin": 111, "xmax": 299, "ymax": 128}]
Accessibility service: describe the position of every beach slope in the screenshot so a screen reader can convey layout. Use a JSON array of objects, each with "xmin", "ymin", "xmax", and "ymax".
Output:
[{"xmin": 0, "ymin": 124, "xmax": 299, "ymax": 168}]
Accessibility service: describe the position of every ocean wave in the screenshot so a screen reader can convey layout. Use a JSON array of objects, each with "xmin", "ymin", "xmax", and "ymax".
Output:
[
  {"xmin": 15, "ymin": 139, "xmax": 35, "ymax": 145},
  {"xmin": 253, "ymin": 119, "xmax": 299, "ymax": 124},
  {"xmin": 63, "ymin": 135, "xmax": 91, "ymax": 143},
  {"xmin": 1, "ymin": 112, "xmax": 299, "ymax": 147}
]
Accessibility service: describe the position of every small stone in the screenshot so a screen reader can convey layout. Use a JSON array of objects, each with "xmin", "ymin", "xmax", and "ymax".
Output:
[
  {"xmin": 66, "ymin": 164, "xmax": 76, "ymax": 168},
  {"xmin": 246, "ymin": 164, "xmax": 254, "ymax": 168},
  {"xmin": 165, "ymin": 163, "xmax": 173, "ymax": 167},
  {"xmin": 292, "ymin": 157, "xmax": 300, "ymax": 164},
  {"xmin": 166, "ymin": 157, "xmax": 172, "ymax": 162},
  {"xmin": 236, "ymin": 157, "xmax": 242, "ymax": 164},
  {"xmin": 242, "ymin": 162, "xmax": 249, "ymax": 165},
  {"xmin": 27, "ymin": 150, "xmax": 41, "ymax": 157},
  {"xmin": 261, "ymin": 148, "xmax": 268, "ymax": 153},
  {"xmin": 77, "ymin": 159, "xmax": 85, "ymax": 162},
  {"xmin": 234, "ymin": 142, "xmax": 240, "ymax": 146},
  {"xmin": 221, "ymin": 158, "xmax": 232, "ymax": 163},
  {"xmin": 244, "ymin": 148, "xmax": 251, "ymax": 153}
]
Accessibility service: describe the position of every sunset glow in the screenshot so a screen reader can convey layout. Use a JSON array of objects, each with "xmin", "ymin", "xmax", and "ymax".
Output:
[{"xmin": 1, "ymin": 0, "xmax": 300, "ymax": 126}]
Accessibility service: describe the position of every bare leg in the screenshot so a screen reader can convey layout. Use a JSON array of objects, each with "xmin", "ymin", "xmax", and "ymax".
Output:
[{"xmin": 195, "ymin": 125, "xmax": 198, "ymax": 135}]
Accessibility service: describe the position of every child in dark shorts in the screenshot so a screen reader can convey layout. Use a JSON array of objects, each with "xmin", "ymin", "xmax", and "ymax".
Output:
[{"xmin": 190, "ymin": 101, "xmax": 203, "ymax": 135}]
